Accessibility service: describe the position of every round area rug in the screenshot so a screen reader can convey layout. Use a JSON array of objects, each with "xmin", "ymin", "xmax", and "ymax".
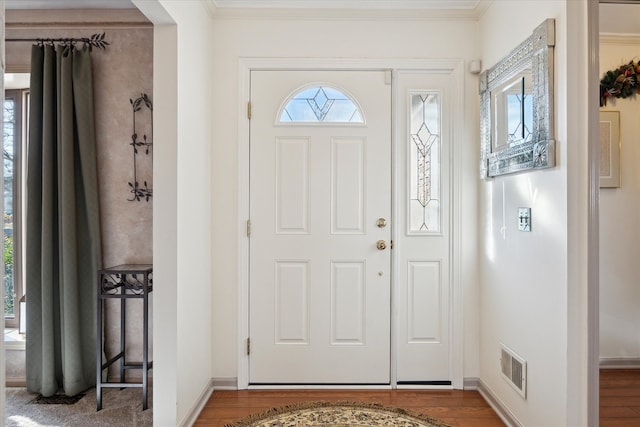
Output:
[{"xmin": 224, "ymin": 401, "xmax": 452, "ymax": 427}]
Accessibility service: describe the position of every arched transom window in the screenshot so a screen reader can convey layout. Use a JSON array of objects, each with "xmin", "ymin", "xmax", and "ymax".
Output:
[{"xmin": 278, "ymin": 85, "xmax": 364, "ymax": 124}]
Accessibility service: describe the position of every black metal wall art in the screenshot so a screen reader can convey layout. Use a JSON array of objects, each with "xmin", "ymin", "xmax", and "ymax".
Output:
[{"xmin": 128, "ymin": 93, "xmax": 153, "ymax": 201}]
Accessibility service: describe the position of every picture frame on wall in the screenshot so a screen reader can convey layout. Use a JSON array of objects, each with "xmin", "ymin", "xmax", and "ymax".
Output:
[{"xmin": 599, "ymin": 110, "xmax": 621, "ymax": 188}]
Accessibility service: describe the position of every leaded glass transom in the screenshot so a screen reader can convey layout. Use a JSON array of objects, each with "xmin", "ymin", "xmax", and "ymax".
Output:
[
  {"xmin": 279, "ymin": 85, "xmax": 364, "ymax": 123},
  {"xmin": 409, "ymin": 92, "xmax": 440, "ymax": 233}
]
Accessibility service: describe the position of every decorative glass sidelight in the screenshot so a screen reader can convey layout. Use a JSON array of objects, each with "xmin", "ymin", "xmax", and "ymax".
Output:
[
  {"xmin": 279, "ymin": 85, "xmax": 364, "ymax": 123},
  {"xmin": 409, "ymin": 92, "xmax": 440, "ymax": 233}
]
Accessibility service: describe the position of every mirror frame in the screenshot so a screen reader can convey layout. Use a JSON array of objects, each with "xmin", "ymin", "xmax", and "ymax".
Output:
[{"xmin": 479, "ymin": 18, "xmax": 555, "ymax": 178}]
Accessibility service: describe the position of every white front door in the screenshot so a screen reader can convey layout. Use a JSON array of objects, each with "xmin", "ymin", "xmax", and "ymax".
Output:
[{"xmin": 249, "ymin": 70, "xmax": 392, "ymax": 384}]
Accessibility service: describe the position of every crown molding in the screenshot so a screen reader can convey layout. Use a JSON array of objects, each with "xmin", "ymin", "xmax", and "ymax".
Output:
[
  {"xmin": 209, "ymin": 0, "xmax": 490, "ymax": 20},
  {"xmin": 213, "ymin": 0, "xmax": 480, "ymax": 10},
  {"xmin": 203, "ymin": 0, "xmax": 218, "ymax": 18},
  {"xmin": 211, "ymin": 6, "xmax": 488, "ymax": 21},
  {"xmin": 600, "ymin": 33, "xmax": 640, "ymax": 44}
]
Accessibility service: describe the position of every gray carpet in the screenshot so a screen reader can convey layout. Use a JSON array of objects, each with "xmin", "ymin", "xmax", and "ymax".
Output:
[{"xmin": 5, "ymin": 387, "xmax": 152, "ymax": 426}]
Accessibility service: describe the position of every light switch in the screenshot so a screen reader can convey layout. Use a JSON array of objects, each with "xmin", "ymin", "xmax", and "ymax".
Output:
[{"xmin": 518, "ymin": 207, "xmax": 531, "ymax": 232}]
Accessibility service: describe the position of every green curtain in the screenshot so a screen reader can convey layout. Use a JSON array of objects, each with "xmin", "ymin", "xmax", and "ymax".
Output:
[{"xmin": 25, "ymin": 44, "xmax": 102, "ymax": 397}]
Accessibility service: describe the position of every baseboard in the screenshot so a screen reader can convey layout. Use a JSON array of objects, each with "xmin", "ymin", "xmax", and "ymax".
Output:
[
  {"xmin": 5, "ymin": 377, "xmax": 26, "ymax": 387},
  {"xmin": 463, "ymin": 377, "xmax": 480, "ymax": 390},
  {"xmin": 212, "ymin": 377, "xmax": 238, "ymax": 390},
  {"xmin": 465, "ymin": 377, "xmax": 522, "ymax": 427},
  {"xmin": 600, "ymin": 358, "xmax": 640, "ymax": 369},
  {"xmin": 179, "ymin": 378, "xmax": 214, "ymax": 427}
]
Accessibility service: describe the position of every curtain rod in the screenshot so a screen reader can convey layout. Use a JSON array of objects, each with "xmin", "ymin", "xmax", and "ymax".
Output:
[{"xmin": 5, "ymin": 32, "xmax": 109, "ymax": 50}]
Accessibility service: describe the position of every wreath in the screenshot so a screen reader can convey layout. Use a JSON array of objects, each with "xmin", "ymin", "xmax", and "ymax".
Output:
[{"xmin": 600, "ymin": 60, "xmax": 640, "ymax": 106}]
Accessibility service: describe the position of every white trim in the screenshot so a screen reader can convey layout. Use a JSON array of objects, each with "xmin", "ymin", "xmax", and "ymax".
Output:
[
  {"xmin": 211, "ymin": 8, "xmax": 486, "ymax": 21},
  {"xmin": 449, "ymin": 59, "xmax": 465, "ymax": 390},
  {"xmin": 213, "ymin": 377, "xmax": 239, "ymax": 390},
  {"xmin": 587, "ymin": 1, "xmax": 601, "ymax": 425},
  {"xmin": 600, "ymin": 358, "xmax": 640, "ymax": 369},
  {"xmin": 237, "ymin": 57, "xmax": 465, "ymax": 391},
  {"xmin": 463, "ymin": 376, "xmax": 480, "ymax": 390},
  {"xmin": 237, "ymin": 60, "xmax": 251, "ymax": 389},
  {"xmin": 214, "ymin": 0, "xmax": 481, "ymax": 10},
  {"xmin": 390, "ymin": 69, "xmax": 398, "ymax": 389},
  {"xmin": 600, "ymin": 33, "xmax": 640, "ymax": 45},
  {"xmin": 209, "ymin": 1, "xmax": 491, "ymax": 21},
  {"xmin": 178, "ymin": 378, "xmax": 214, "ymax": 427},
  {"xmin": 473, "ymin": 378, "xmax": 523, "ymax": 427}
]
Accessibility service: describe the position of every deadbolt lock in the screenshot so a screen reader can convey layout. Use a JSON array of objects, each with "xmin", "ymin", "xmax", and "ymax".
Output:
[{"xmin": 376, "ymin": 218, "xmax": 387, "ymax": 228}]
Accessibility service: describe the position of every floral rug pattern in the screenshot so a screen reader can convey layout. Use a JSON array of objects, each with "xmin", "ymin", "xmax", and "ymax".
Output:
[{"xmin": 224, "ymin": 401, "xmax": 452, "ymax": 427}]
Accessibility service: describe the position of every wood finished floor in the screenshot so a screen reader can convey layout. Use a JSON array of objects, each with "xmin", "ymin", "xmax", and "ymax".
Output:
[
  {"xmin": 600, "ymin": 369, "xmax": 640, "ymax": 426},
  {"xmin": 194, "ymin": 389, "xmax": 505, "ymax": 427},
  {"xmin": 194, "ymin": 369, "xmax": 640, "ymax": 426}
]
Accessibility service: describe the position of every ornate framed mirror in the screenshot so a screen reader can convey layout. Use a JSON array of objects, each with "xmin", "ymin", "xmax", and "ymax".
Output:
[{"xmin": 479, "ymin": 18, "xmax": 555, "ymax": 178}]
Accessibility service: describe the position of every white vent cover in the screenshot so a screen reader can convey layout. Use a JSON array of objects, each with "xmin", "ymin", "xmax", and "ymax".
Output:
[{"xmin": 500, "ymin": 343, "xmax": 527, "ymax": 399}]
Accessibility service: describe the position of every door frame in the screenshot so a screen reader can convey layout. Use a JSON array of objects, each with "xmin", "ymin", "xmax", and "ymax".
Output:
[{"xmin": 237, "ymin": 57, "xmax": 465, "ymax": 390}]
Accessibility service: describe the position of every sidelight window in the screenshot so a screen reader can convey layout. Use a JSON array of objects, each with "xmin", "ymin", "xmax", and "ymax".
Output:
[{"xmin": 409, "ymin": 92, "xmax": 440, "ymax": 234}]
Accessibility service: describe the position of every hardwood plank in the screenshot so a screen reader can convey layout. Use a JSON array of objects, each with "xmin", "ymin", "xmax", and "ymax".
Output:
[
  {"xmin": 193, "ymin": 389, "xmax": 505, "ymax": 426},
  {"xmin": 600, "ymin": 369, "xmax": 640, "ymax": 425},
  {"xmin": 193, "ymin": 368, "xmax": 640, "ymax": 426}
]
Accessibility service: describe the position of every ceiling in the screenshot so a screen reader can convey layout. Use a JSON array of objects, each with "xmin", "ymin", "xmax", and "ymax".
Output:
[
  {"xmin": 5, "ymin": 0, "xmax": 136, "ymax": 8},
  {"xmin": 5, "ymin": 0, "xmax": 481, "ymax": 10}
]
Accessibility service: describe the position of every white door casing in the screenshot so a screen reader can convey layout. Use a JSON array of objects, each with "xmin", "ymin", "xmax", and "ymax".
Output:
[
  {"xmin": 237, "ymin": 58, "xmax": 464, "ymax": 389},
  {"xmin": 249, "ymin": 70, "xmax": 392, "ymax": 384}
]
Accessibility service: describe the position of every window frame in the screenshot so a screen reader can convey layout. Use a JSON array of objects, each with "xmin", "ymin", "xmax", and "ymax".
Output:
[{"xmin": 3, "ymin": 89, "xmax": 27, "ymax": 329}]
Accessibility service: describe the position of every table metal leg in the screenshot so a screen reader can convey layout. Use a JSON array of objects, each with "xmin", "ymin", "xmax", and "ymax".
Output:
[
  {"xmin": 96, "ymin": 272, "xmax": 103, "ymax": 411},
  {"xmin": 143, "ymin": 277, "xmax": 149, "ymax": 410},
  {"xmin": 120, "ymin": 284, "xmax": 126, "ymax": 385}
]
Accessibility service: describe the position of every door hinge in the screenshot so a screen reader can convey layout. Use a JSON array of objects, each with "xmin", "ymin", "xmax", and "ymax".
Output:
[
  {"xmin": 247, "ymin": 102, "xmax": 252, "ymax": 120},
  {"xmin": 246, "ymin": 219, "xmax": 252, "ymax": 237},
  {"xmin": 390, "ymin": 240, "xmax": 394, "ymax": 250},
  {"xmin": 246, "ymin": 337, "xmax": 251, "ymax": 355}
]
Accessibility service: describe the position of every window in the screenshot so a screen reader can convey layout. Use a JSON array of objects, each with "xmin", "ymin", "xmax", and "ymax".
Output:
[
  {"xmin": 279, "ymin": 85, "xmax": 364, "ymax": 124},
  {"xmin": 409, "ymin": 92, "xmax": 440, "ymax": 234},
  {"xmin": 506, "ymin": 80, "xmax": 533, "ymax": 145},
  {"xmin": 3, "ymin": 75, "xmax": 29, "ymax": 329}
]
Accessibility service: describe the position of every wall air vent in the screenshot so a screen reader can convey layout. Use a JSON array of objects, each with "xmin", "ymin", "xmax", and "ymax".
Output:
[{"xmin": 500, "ymin": 343, "xmax": 527, "ymax": 399}]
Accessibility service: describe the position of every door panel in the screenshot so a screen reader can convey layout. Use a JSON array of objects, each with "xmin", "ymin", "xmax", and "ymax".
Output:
[
  {"xmin": 249, "ymin": 70, "xmax": 391, "ymax": 384},
  {"xmin": 396, "ymin": 72, "xmax": 452, "ymax": 382}
]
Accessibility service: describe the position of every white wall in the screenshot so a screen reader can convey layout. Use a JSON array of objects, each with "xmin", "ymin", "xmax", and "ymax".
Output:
[
  {"xmin": 209, "ymin": 13, "xmax": 481, "ymax": 382},
  {"xmin": 599, "ymin": 36, "xmax": 640, "ymax": 362},
  {"xmin": 133, "ymin": 1, "xmax": 214, "ymax": 425},
  {"xmin": 478, "ymin": 1, "xmax": 570, "ymax": 426}
]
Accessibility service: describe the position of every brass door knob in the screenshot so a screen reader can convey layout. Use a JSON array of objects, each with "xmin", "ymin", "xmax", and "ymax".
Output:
[
  {"xmin": 376, "ymin": 218, "xmax": 387, "ymax": 228},
  {"xmin": 376, "ymin": 240, "xmax": 387, "ymax": 251}
]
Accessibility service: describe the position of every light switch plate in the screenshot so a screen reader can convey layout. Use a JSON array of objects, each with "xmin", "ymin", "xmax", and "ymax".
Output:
[{"xmin": 518, "ymin": 207, "xmax": 531, "ymax": 232}]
